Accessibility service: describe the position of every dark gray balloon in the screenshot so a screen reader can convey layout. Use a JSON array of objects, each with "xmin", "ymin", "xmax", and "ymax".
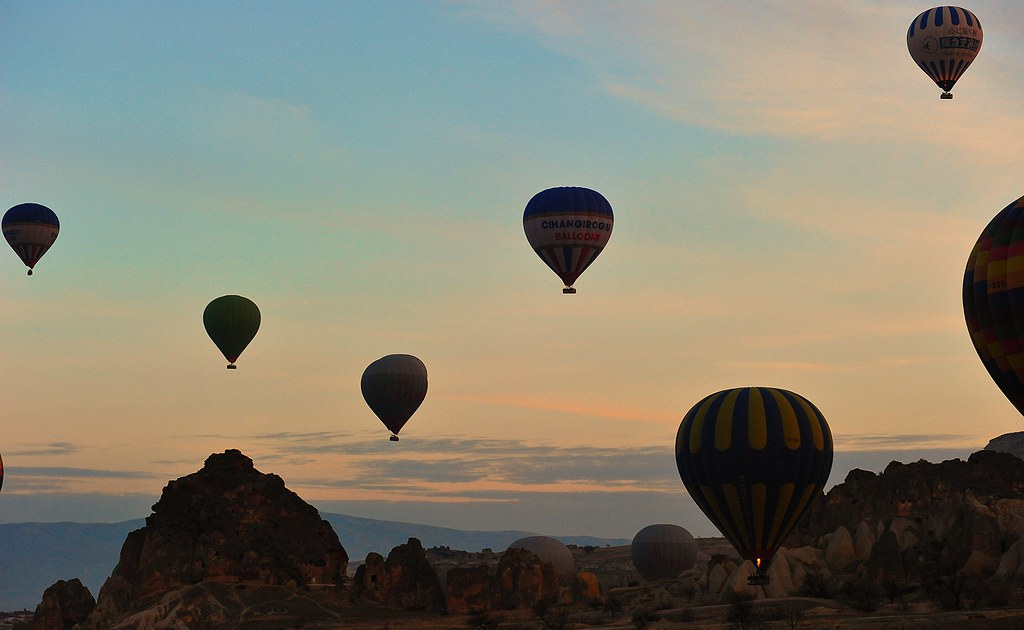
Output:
[
  {"xmin": 631, "ymin": 524, "xmax": 697, "ymax": 581},
  {"xmin": 361, "ymin": 354, "xmax": 427, "ymax": 440}
]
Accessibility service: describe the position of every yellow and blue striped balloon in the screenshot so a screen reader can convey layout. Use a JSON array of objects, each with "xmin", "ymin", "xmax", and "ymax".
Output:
[{"xmin": 675, "ymin": 387, "xmax": 833, "ymax": 581}]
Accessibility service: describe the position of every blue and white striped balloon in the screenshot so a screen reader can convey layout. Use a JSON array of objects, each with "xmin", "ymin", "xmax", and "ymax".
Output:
[{"xmin": 907, "ymin": 6, "xmax": 982, "ymax": 99}]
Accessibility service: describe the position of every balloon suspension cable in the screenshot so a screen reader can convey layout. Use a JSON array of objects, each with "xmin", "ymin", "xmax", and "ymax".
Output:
[
  {"xmin": 227, "ymin": 364, "xmax": 237, "ymax": 370},
  {"xmin": 562, "ymin": 286, "xmax": 576, "ymax": 294},
  {"xmin": 390, "ymin": 434, "xmax": 400, "ymax": 442},
  {"xmin": 941, "ymin": 92, "xmax": 953, "ymax": 100}
]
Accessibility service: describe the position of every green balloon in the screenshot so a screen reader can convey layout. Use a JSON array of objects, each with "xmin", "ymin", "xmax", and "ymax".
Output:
[{"xmin": 203, "ymin": 295, "xmax": 261, "ymax": 369}]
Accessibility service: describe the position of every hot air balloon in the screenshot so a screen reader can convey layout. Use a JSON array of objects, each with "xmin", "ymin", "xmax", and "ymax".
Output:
[
  {"xmin": 507, "ymin": 536, "xmax": 575, "ymax": 581},
  {"xmin": 963, "ymin": 194, "xmax": 1024, "ymax": 416},
  {"xmin": 3, "ymin": 203, "xmax": 60, "ymax": 275},
  {"xmin": 0, "ymin": 452, "xmax": 4, "ymax": 494},
  {"xmin": 631, "ymin": 524, "xmax": 698, "ymax": 582},
  {"xmin": 523, "ymin": 186, "xmax": 614, "ymax": 294},
  {"xmin": 907, "ymin": 6, "xmax": 982, "ymax": 99},
  {"xmin": 203, "ymin": 295, "xmax": 261, "ymax": 369},
  {"xmin": 361, "ymin": 354, "xmax": 427, "ymax": 441},
  {"xmin": 675, "ymin": 387, "xmax": 833, "ymax": 585}
]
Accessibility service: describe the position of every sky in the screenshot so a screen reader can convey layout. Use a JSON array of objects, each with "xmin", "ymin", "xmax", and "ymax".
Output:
[{"xmin": 2, "ymin": 1, "xmax": 1024, "ymax": 542}]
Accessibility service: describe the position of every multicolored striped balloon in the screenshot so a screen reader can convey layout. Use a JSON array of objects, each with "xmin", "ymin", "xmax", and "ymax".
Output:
[
  {"xmin": 675, "ymin": 387, "xmax": 833, "ymax": 584},
  {"xmin": 907, "ymin": 6, "xmax": 982, "ymax": 99},
  {"xmin": 3, "ymin": 203, "xmax": 60, "ymax": 276},
  {"xmin": 523, "ymin": 187, "xmax": 614, "ymax": 294},
  {"xmin": 963, "ymin": 194, "xmax": 1024, "ymax": 417}
]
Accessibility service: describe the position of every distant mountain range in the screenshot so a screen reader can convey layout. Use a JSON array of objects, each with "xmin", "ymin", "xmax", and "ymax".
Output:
[{"xmin": 0, "ymin": 513, "xmax": 628, "ymax": 611}]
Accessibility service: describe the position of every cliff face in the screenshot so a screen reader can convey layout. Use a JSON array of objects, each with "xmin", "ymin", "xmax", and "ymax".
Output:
[
  {"xmin": 80, "ymin": 449, "xmax": 349, "ymax": 628},
  {"xmin": 789, "ymin": 449, "xmax": 1024, "ymax": 590}
]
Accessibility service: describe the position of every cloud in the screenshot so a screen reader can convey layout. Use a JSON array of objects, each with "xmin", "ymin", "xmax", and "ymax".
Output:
[
  {"xmin": 464, "ymin": 1, "xmax": 1024, "ymax": 162},
  {"xmin": 2, "ymin": 466, "xmax": 161, "ymax": 494},
  {"xmin": 840, "ymin": 433, "xmax": 977, "ymax": 450},
  {"xmin": 9, "ymin": 467, "xmax": 158, "ymax": 480},
  {"xmin": 6, "ymin": 442, "xmax": 81, "ymax": 457},
  {"xmin": 228, "ymin": 431, "xmax": 681, "ymax": 499},
  {"xmin": 437, "ymin": 392, "xmax": 673, "ymax": 423}
]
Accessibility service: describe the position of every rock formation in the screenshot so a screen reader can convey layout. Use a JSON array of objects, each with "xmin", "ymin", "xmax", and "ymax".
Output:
[
  {"xmin": 74, "ymin": 449, "xmax": 349, "ymax": 628},
  {"xmin": 442, "ymin": 546, "xmax": 569, "ymax": 613},
  {"xmin": 985, "ymin": 431, "xmax": 1024, "ymax": 460},
  {"xmin": 351, "ymin": 538, "xmax": 445, "ymax": 611},
  {"xmin": 22, "ymin": 579, "xmax": 95, "ymax": 630}
]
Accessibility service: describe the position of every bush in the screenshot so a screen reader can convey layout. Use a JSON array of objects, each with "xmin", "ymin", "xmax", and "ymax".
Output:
[
  {"xmin": 603, "ymin": 593, "xmax": 624, "ymax": 618},
  {"xmin": 630, "ymin": 607, "xmax": 660, "ymax": 630},
  {"xmin": 540, "ymin": 608, "xmax": 576, "ymax": 630},
  {"xmin": 726, "ymin": 593, "xmax": 755, "ymax": 625},
  {"xmin": 467, "ymin": 610, "xmax": 502, "ymax": 628},
  {"xmin": 842, "ymin": 580, "xmax": 881, "ymax": 612},
  {"xmin": 800, "ymin": 570, "xmax": 836, "ymax": 598}
]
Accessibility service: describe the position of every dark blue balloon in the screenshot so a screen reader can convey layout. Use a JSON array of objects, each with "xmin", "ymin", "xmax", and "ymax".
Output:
[{"xmin": 3, "ymin": 203, "xmax": 61, "ymax": 275}]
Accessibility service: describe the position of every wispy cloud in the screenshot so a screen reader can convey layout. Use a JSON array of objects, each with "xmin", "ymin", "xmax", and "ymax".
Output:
[
  {"xmin": 6, "ymin": 442, "xmax": 81, "ymax": 457},
  {"xmin": 437, "ymin": 392, "xmax": 673, "ymax": 423},
  {"xmin": 9, "ymin": 467, "xmax": 158, "ymax": 480},
  {"xmin": 465, "ymin": 1, "xmax": 1024, "ymax": 161},
  {"xmin": 840, "ymin": 433, "xmax": 978, "ymax": 450},
  {"xmin": 225, "ymin": 431, "xmax": 682, "ymax": 499}
]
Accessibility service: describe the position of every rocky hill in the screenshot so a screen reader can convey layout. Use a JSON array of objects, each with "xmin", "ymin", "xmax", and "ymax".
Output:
[
  {"xmin": 43, "ymin": 449, "xmax": 350, "ymax": 629},
  {"xmin": 0, "ymin": 514, "xmax": 627, "ymax": 611},
  {"xmin": 18, "ymin": 445, "xmax": 1024, "ymax": 628}
]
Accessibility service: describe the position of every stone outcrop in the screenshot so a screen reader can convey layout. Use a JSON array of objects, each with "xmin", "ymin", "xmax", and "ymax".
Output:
[
  {"xmin": 75, "ymin": 450, "xmax": 349, "ymax": 628},
  {"xmin": 492, "ymin": 547, "xmax": 559, "ymax": 610},
  {"xmin": 444, "ymin": 565, "xmax": 492, "ymax": 614},
  {"xmin": 351, "ymin": 539, "xmax": 445, "ymax": 611},
  {"xmin": 23, "ymin": 579, "xmax": 95, "ymax": 630},
  {"xmin": 985, "ymin": 431, "xmax": 1024, "ymax": 461},
  {"xmin": 790, "ymin": 449, "xmax": 1024, "ymax": 591},
  {"xmin": 442, "ymin": 546, "xmax": 574, "ymax": 613}
]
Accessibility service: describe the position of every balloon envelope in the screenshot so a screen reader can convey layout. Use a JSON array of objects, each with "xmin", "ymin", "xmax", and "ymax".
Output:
[
  {"xmin": 3, "ymin": 203, "xmax": 60, "ymax": 275},
  {"xmin": 361, "ymin": 354, "xmax": 428, "ymax": 437},
  {"xmin": 507, "ymin": 535, "xmax": 575, "ymax": 579},
  {"xmin": 675, "ymin": 387, "xmax": 833, "ymax": 581},
  {"xmin": 203, "ymin": 295, "xmax": 261, "ymax": 368},
  {"xmin": 631, "ymin": 524, "xmax": 698, "ymax": 582},
  {"xmin": 963, "ymin": 194, "xmax": 1024, "ymax": 416},
  {"xmin": 907, "ymin": 6, "xmax": 982, "ymax": 98},
  {"xmin": 523, "ymin": 187, "xmax": 613, "ymax": 293}
]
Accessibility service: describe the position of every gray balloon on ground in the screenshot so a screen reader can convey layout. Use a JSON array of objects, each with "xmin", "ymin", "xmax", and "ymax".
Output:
[
  {"xmin": 631, "ymin": 523, "xmax": 697, "ymax": 581},
  {"xmin": 507, "ymin": 535, "xmax": 575, "ymax": 578}
]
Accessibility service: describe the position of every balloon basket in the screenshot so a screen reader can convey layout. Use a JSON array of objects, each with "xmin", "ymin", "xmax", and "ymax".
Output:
[
  {"xmin": 562, "ymin": 287, "xmax": 576, "ymax": 294},
  {"xmin": 27, "ymin": 269, "xmax": 33, "ymax": 276},
  {"xmin": 227, "ymin": 364, "xmax": 237, "ymax": 370},
  {"xmin": 747, "ymin": 573, "xmax": 770, "ymax": 586},
  {"xmin": 390, "ymin": 435, "xmax": 399, "ymax": 442},
  {"xmin": 941, "ymin": 92, "xmax": 953, "ymax": 100}
]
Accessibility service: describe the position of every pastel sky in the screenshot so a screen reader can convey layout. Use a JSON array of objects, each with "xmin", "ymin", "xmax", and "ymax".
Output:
[{"xmin": 2, "ymin": 1, "xmax": 1023, "ymax": 540}]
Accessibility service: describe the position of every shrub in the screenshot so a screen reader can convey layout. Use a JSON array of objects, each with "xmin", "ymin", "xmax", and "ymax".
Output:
[
  {"xmin": 842, "ymin": 580, "xmax": 880, "ymax": 612},
  {"xmin": 726, "ymin": 593, "xmax": 755, "ymax": 625},
  {"xmin": 631, "ymin": 607, "xmax": 660, "ymax": 630},
  {"xmin": 603, "ymin": 593, "xmax": 624, "ymax": 617},
  {"xmin": 800, "ymin": 569, "xmax": 836, "ymax": 598}
]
